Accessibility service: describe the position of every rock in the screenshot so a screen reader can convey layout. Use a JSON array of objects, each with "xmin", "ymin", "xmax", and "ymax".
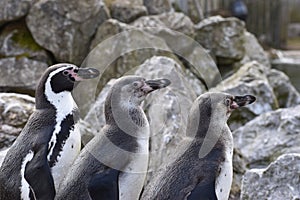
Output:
[
  {"xmin": 267, "ymin": 69, "xmax": 300, "ymax": 108},
  {"xmin": 195, "ymin": 16, "xmax": 246, "ymax": 65},
  {"xmin": 0, "ymin": 93, "xmax": 35, "ymax": 149},
  {"xmin": 132, "ymin": 12, "xmax": 195, "ymax": 38},
  {"xmin": 132, "ymin": 13, "xmax": 221, "ymax": 88},
  {"xmin": 0, "ymin": 0, "xmax": 32, "ymax": 24},
  {"xmin": 171, "ymin": 0, "xmax": 204, "ymax": 23},
  {"xmin": 0, "ymin": 57, "xmax": 48, "ymax": 94},
  {"xmin": 233, "ymin": 105, "xmax": 300, "ymax": 169},
  {"xmin": 212, "ymin": 61, "xmax": 277, "ymax": 130},
  {"xmin": 26, "ymin": 0, "xmax": 110, "ymax": 65},
  {"xmin": 0, "ymin": 20, "xmax": 52, "ymax": 64},
  {"xmin": 109, "ymin": 0, "xmax": 147, "ymax": 23},
  {"xmin": 143, "ymin": 0, "xmax": 172, "ymax": 15},
  {"xmin": 241, "ymin": 153, "xmax": 300, "ymax": 200},
  {"xmin": 76, "ymin": 19, "xmax": 175, "ymax": 115},
  {"xmin": 241, "ymin": 31, "xmax": 270, "ymax": 68}
]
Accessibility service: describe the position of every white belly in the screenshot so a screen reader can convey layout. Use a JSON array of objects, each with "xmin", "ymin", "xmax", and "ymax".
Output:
[
  {"xmin": 51, "ymin": 123, "xmax": 81, "ymax": 191},
  {"xmin": 119, "ymin": 137, "xmax": 149, "ymax": 200},
  {"xmin": 215, "ymin": 146, "xmax": 233, "ymax": 200}
]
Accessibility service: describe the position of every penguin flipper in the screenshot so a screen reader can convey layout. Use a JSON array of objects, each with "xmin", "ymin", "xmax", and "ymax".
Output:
[
  {"xmin": 88, "ymin": 168, "xmax": 120, "ymax": 200},
  {"xmin": 25, "ymin": 146, "xmax": 55, "ymax": 200},
  {"xmin": 187, "ymin": 180, "xmax": 217, "ymax": 200}
]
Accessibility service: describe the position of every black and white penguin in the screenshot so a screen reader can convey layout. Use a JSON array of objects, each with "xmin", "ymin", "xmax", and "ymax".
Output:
[
  {"xmin": 55, "ymin": 76, "xmax": 171, "ymax": 200},
  {"xmin": 141, "ymin": 92, "xmax": 256, "ymax": 200},
  {"xmin": 0, "ymin": 63, "xmax": 99, "ymax": 200}
]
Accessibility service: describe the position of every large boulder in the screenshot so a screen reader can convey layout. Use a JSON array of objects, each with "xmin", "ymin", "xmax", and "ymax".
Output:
[
  {"xmin": 241, "ymin": 153, "xmax": 300, "ymax": 200},
  {"xmin": 143, "ymin": 0, "xmax": 172, "ymax": 15},
  {"xmin": 0, "ymin": 0, "xmax": 32, "ymax": 24},
  {"xmin": 212, "ymin": 61, "xmax": 277, "ymax": 130},
  {"xmin": 0, "ymin": 57, "xmax": 48, "ymax": 94},
  {"xmin": 0, "ymin": 93, "xmax": 35, "ymax": 149},
  {"xmin": 108, "ymin": 0, "xmax": 147, "ymax": 23},
  {"xmin": 234, "ymin": 105, "xmax": 300, "ymax": 169},
  {"xmin": 26, "ymin": 0, "xmax": 110, "ymax": 65},
  {"xmin": 195, "ymin": 16, "xmax": 246, "ymax": 65},
  {"xmin": 171, "ymin": 0, "xmax": 205, "ymax": 23}
]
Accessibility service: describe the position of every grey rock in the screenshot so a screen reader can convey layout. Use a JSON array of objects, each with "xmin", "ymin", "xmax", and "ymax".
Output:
[
  {"xmin": 241, "ymin": 153, "xmax": 300, "ymax": 200},
  {"xmin": 0, "ymin": 20, "xmax": 51, "ymax": 64},
  {"xmin": 212, "ymin": 61, "xmax": 277, "ymax": 130},
  {"xmin": 0, "ymin": 93, "xmax": 35, "ymax": 149},
  {"xmin": 267, "ymin": 69, "xmax": 300, "ymax": 108},
  {"xmin": 241, "ymin": 31, "xmax": 270, "ymax": 68},
  {"xmin": 132, "ymin": 12, "xmax": 195, "ymax": 38},
  {"xmin": 0, "ymin": 57, "xmax": 48, "ymax": 93},
  {"xmin": 26, "ymin": 0, "xmax": 110, "ymax": 65},
  {"xmin": 195, "ymin": 16, "xmax": 246, "ymax": 65},
  {"xmin": 143, "ymin": 0, "xmax": 172, "ymax": 15},
  {"xmin": 234, "ymin": 105, "xmax": 300, "ymax": 169},
  {"xmin": 171, "ymin": 0, "xmax": 204, "ymax": 23},
  {"xmin": 76, "ymin": 19, "xmax": 175, "ymax": 115},
  {"xmin": 109, "ymin": 0, "xmax": 147, "ymax": 23},
  {"xmin": 0, "ymin": 0, "xmax": 32, "ymax": 24}
]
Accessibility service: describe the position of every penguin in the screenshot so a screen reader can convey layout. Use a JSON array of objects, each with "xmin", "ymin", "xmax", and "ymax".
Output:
[
  {"xmin": 0, "ymin": 63, "xmax": 100, "ymax": 200},
  {"xmin": 141, "ymin": 92, "xmax": 256, "ymax": 200},
  {"xmin": 55, "ymin": 76, "xmax": 171, "ymax": 200}
]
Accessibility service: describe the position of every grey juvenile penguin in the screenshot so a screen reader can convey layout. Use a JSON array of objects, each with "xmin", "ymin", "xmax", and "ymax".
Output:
[
  {"xmin": 141, "ymin": 92, "xmax": 256, "ymax": 200},
  {"xmin": 0, "ymin": 63, "xmax": 99, "ymax": 200},
  {"xmin": 55, "ymin": 76, "xmax": 171, "ymax": 200}
]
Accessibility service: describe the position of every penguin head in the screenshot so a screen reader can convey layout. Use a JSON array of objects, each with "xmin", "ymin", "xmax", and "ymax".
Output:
[
  {"xmin": 110, "ymin": 76, "xmax": 171, "ymax": 106},
  {"xmin": 203, "ymin": 92, "xmax": 256, "ymax": 118},
  {"xmin": 35, "ymin": 63, "xmax": 99, "ymax": 109}
]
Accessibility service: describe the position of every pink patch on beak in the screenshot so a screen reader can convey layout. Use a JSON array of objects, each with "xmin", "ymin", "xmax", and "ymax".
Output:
[
  {"xmin": 66, "ymin": 69, "xmax": 83, "ymax": 81},
  {"xmin": 230, "ymin": 101, "xmax": 239, "ymax": 109},
  {"xmin": 141, "ymin": 84, "xmax": 154, "ymax": 93}
]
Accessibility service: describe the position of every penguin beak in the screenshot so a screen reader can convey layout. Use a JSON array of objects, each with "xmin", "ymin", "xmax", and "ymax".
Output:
[
  {"xmin": 76, "ymin": 68, "xmax": 100, "ymax": 80},
  {"xmin": 142, "ymin": 79, "xmax": 171, "ymax": 93},
  {"xmin": 230, "ymin": 95, "xmax": 256, "ymax": 109}
]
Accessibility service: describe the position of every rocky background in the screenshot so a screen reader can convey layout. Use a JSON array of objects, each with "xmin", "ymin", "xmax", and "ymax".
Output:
[{"xmin": 0, "ymin": 0, "xmax": 300, "ymax": 199}]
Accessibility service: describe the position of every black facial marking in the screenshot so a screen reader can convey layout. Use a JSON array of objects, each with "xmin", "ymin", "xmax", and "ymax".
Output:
[
  {"xmin": 129, "ymin": 108, "xmax": 146, "ymax": 127},
  {"xmin": 50, "ymin": 71, "xmax": 75, "ymax": 93},
  {"xmin": 48, "ymin": 114, "xmax": 76, "ymax": 168}
]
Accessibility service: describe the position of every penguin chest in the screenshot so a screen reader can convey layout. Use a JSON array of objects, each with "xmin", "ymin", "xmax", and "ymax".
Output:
[
  {"xmin": 215, "ymin": 145, "xmax": 233, "ymax": 200},
  {"xmin": 51, "ymin": 123, "xmax": 81, "ymax": 190}
]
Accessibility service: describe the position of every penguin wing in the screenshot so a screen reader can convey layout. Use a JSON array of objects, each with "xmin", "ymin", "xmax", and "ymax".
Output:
[
  {"xmin": 25, "ymin": 145, "xmax": 55, "ymax": 200},
  {"xmin": 187, "ymin": 180, "xmax": 218, "ymax": 200},
  {"xmin": 88, "ymin": 168, "xmax": 120, "ymax": 200}
]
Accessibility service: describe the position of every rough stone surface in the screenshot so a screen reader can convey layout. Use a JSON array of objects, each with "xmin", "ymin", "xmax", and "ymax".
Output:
[
  {"xmin": 212, "ymin": 61, "xmax": 277, "ymax": 130},
  {"xmin": 172, "ymin": 0, "xmax": 204, "ymax": 23},
  {"xmin": 195, "ymin": 16, "xmax": 246, "ymax": 65},
  {"xmin": 267, "ymin": 69, "xmax": 300, "ymax": 108},
  {"xmin": 0, "ymin": 0, "xmax": 33, "ymax": 24},
  {"xmin": 241, "ymin": 153, "xmax": 300, "ymax": 200},
  {"xmin": 143, "ymin": 0, "xmax": 172, "ymax": 15},
  {"xmin": 0, "ymin": 57, "xmax": 48, "ymax": 93},
  {"xmin": 241, "ymin": 31, "xmax": 270, "ymax": 68},
  {"xmin": 0, "ymin": 20, "xmax": 52, "ymax": 64},
  {"xmin": 0, "ymin": 93, "xmax": 35, "ymax": 149},
  {"xmin": 132, "ymin": 12, "xmax": 195, "ymax": 38},
  {"xmin": 109, "ymin": 0, "xmax": 147, "ymax": 23},
  {"xmin": 234, "ymin": 105, "xmax": 300, "ymax": 169},
  {"xmin": 26, "ymin": 0, "xmax": 110, "ymax": 65}
]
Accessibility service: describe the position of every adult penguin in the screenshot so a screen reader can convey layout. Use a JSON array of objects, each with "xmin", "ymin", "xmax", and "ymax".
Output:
[
  {"xmin": 55, "ymin": 76, "xmax": 171, "ymax": 200},
  {"xmin": 141, "ymin": 92, "xmax": 256, "ymax": 200},
  {"xmin": 0, "ymin": 63, "xmax": 99, "ymax": 200}
]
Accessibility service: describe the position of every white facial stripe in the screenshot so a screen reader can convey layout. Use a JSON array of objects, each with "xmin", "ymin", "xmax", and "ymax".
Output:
[
  {"xmin": 20, "ymin": 150, "xmax": 34, "ymax": 200},
  {"xmin": 45, "ymin": 65, "xmax": 78, "ymax": 162}
]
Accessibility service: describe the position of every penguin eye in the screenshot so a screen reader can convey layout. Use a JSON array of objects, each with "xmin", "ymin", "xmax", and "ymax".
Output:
[
  {"xmin": 133, "ymin": 81, "xmax": 140, "ymax": 88},
  {"xmin": 225, "ymin": 98, "xmax": 231, "ymax": 106},
  {"xmin": 62, "ymin": 71, "xmax": 69, "ymax": 76}
]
